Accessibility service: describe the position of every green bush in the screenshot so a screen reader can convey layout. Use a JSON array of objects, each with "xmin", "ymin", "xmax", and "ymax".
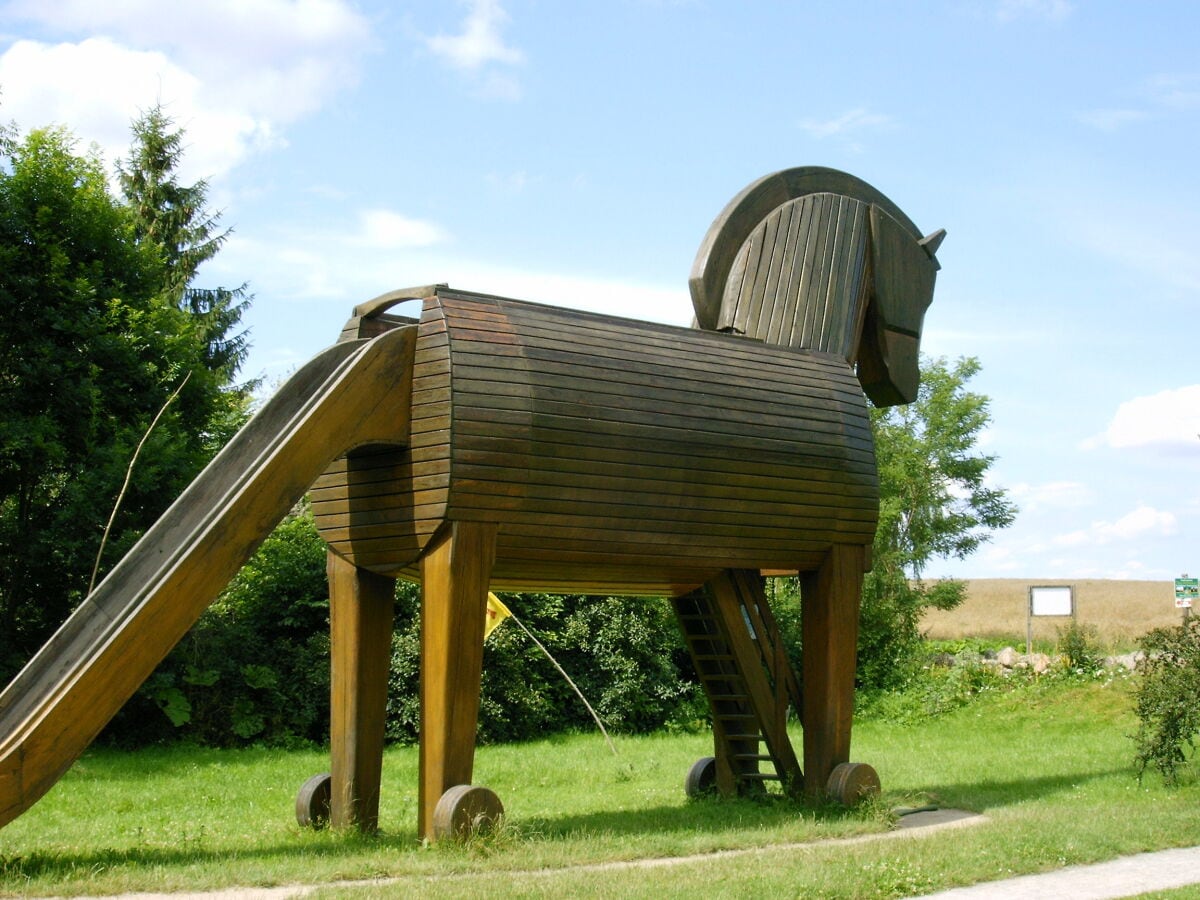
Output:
[
  {"xmin": 109, "ymin": 506, "xmax": 700, "ymax": 748},
  {"xmin": 769, "ymin": 574, "xmax": 967, "ymax": 696},
  {"xmin": 1133, "ymin": 617, "xmax": 1200, "ymax": 784},
  {"xmin": 106, "ymin": 505, "xmax": 333, "ymax": 747},
  {"xmin": 1057, "ymin": 621, "xmax": 1104, "ymax": 675},
  {"xmin": 857, "ymin": 653, "xmax": 1013, "ymax": 725},
  {"xmin": 386, "ymin": 591, "xmax": 701, "ymax": 744}
]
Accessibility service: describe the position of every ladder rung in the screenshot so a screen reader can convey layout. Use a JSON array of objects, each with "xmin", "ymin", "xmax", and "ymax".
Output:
[
  {"xmin": 733, "ymin": 753, "xmax": 774, "ymax": 762},
  {"xmin": 738, "ymin": 772, "xmax": 782, "ymax": 781},
  {"xmin": 709, "ymin": 693, "xmax": 749, "ymax": 701},
  {"xmin": 724, "ymin": 733, "xmax": 762, "ymax": 741}
]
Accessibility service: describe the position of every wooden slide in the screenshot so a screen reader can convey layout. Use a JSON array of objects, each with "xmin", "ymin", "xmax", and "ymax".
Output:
[{"xmin": 0, "ymin": 325, "xmax": 417, "ymax": 830}]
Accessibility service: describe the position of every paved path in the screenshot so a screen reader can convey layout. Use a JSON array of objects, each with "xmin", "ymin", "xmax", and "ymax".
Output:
[
  {"xmin": 45, "ymin": 810, "xmax": 1200, "ymax": 899},
  {"xmin": 908, "ymin": 845, "xmax": 1200, "ymax": 899}
]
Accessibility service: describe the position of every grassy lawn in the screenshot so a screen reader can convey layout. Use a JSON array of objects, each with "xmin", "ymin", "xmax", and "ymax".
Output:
[{"xmin": 1, "ymin": 674, "xmax": 1197, "ymax": 898}]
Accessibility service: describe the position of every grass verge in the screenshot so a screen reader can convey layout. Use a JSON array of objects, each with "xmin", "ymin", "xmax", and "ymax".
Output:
[{"xmin": 1, "ymin": 676, "xmax": 1197, "ymax": 898}]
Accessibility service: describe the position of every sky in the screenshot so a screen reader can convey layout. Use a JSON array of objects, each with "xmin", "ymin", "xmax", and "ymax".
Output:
[{"xmin": 0, "ymin": 0, "xmax": 1197, "ymax": 585}]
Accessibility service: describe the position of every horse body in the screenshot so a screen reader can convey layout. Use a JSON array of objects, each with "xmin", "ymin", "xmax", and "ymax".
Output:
[{"xmin": 314, "ymin": 289, "xmax": 877, "ymax": 597}]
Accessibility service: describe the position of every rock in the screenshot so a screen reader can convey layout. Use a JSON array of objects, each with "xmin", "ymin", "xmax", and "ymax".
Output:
[
  {"xmin": 996, "ymin": 646, "xmax": 1019, "ymax": 668},
  {"xmin": 1030, "ymin": 652, "xmax": 1052, "ymax": 674},
  {"xmin": 1108, "ymin": 652, "xmax": 1143, "ymax": 671}
]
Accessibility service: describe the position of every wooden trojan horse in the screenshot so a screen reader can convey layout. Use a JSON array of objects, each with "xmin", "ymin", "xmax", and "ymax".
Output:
[{"xmin": 296, "ymin": 167, "xmax": 944, "ymax": 839}]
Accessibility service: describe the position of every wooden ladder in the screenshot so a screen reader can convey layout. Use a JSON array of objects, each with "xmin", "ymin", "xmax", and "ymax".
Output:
[{"xmin": 672, "ymin": 570, "xmax": 804, "ymax": 798}]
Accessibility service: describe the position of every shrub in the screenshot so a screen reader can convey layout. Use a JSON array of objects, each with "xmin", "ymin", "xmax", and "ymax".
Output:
[
  {"xmin": 386, "ymin": 592, "xmax": 701, "ymax": 744},
  {"xmin": 1057, "ymin": 621, "xmax": 1104, "ymax": 675},
  {"xmin": 1133, "ymin": 617, "xmax": 1200, "ymax": 784},
  {"xmin": 770, "ymin": 574, "xmax": 967, "ymax": 695},
  {"xmin": 105, "ymin": 504, "xmax": 333, "ymax": 747},
  {"xmin": 109, "ymin": 507, "xmax": 701, "ymax": 748}
]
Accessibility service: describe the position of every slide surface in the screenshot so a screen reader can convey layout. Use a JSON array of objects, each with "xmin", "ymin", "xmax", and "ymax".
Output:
[{"xmin": 0, "ymin": 325, "xmax": 416, "ymax": 829}]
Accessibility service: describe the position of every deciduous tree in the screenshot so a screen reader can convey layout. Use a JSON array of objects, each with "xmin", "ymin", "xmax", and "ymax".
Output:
[
  {"xmin": 857, "ymin": 356, "xmax": 1017, "ymax": 689},
  {"xmin": 0, "ymin": 114, "xmax": 252, "ymax": 679}
]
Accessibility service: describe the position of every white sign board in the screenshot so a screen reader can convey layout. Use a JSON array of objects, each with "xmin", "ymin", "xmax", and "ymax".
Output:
[{"xmin": 1030, "ymin": 585, "xmax": 1073, "ymax": 617}]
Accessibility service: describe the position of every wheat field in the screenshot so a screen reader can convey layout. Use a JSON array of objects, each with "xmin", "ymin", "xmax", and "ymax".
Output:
[{"xmin": 918, "ymin": 579, "xmax": 1185, "ymax": 648}]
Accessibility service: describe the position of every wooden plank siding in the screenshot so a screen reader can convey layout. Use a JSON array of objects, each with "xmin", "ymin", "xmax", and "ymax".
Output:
[
  {"xmin": 718, "ymin": 194, "xmax": 870, "ymax": 359},
  {"xmin": 313, "ymin": 288, "xmax": 877, "ymax": 596},
  {"xmin": 312, "ymin": 297, "xmax": 452, "ymax": 570}
]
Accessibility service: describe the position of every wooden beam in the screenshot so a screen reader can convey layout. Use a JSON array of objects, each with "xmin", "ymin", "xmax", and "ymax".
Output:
[
  {"xmin": 800, "ymin": 544, "xmax": 866, "ymax": 799},
  {"xmin": 706, "ymin": 571, "xmax": 803, "ymax": 796},
  {"xmin": 418, "ymin": 520, "xmax": 498, "ymax": 839},
  {"xmin": 328, "ymin": 550, "xmax": 396, "ymax": 832}
]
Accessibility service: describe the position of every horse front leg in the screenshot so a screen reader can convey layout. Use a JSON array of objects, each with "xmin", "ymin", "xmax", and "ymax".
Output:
[
  {"xmin": 800, "ymin": 543, "xmax": 880, "ymax": 804},
  {"xmin": 418, "ymin": 520, "xmax": 502, "ymax": 840}
]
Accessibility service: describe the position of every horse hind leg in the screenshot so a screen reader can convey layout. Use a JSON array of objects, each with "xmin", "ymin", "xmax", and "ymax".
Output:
[{"xmin": 296, "ymin": 551, "xmax": 395, "ymax": 833}]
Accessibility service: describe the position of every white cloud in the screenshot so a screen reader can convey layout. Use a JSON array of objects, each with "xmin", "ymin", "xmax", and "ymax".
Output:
[
  {"xmin": 0, "ymin": 37, "xmax": 275, "ymax": 181},
  {"xmin": 477, "ymin": 71, "xmax": 523, "ymax": 102},
  {"xmin": 1075, "ymin": 108, "xmax": 1148, "ymax": 132},
  {"xmin": 1009, "ymin": 480, "xmax": 1093, "ymax": 512},
  {"xmin": 995, "ymin": 0, "xmax": 1074, "ymax": 22},
  {"xmin": 1080, "ymin": 73, "xmax": 1200, "ymax": 133},
  {"xmin": 798, "ymin": 108, "xmax": 893, "ymax": 140},
  {"xmin": 0, "ymin": 0, "xmax": 370, "ymax": 178},
  {"xmin": 1145, "ymin": 73, "xmax": 1200, "ymax": 112},
  {"xmin": 353, "ymin": 209, "xmax": 448, "ymax": 249},
  {"xmin": 1070, "ymin": 207, "xmax": 1200, "ymax": 294},
  {"xmin": 1053, "ymin": 503, "xmax": 1178, "ymax": 548},
  {"xmin": 1084, "ymin": 385, "xmax": 1200, "ymax": 452},
  {"xmin": 423, "ymin": 0, "xmax": 523, "ymax": 99},
  {"xmin": 426, "ymin": 0, "xmax": 523, "ymax": 71},
  {"xmin": 438, "ymin": 265, "xmax": 692, "ymax": 326},
  {"xmin": 220, "ymin": 219, "xmax": 692, "ymax": 326},
  {"xmin": 486, "ymin": 170, "xmax": 534, "ymax": 195}
]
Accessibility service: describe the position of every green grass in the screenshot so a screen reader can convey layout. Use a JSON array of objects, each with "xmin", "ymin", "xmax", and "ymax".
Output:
[{"xmin": 2, "ymin": 676, "xmax": 1198, "ymax": 898}]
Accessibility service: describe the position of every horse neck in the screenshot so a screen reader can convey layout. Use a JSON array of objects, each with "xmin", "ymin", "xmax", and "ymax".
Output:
[{"xmin": 718, "ymin": 193, "xmax": 872, "ymax": 361}]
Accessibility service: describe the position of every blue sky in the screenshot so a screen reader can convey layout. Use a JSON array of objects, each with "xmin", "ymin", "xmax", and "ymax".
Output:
[{"xmin": 1, "ymin": 0, "xmax": 1197, "ymax": 584}]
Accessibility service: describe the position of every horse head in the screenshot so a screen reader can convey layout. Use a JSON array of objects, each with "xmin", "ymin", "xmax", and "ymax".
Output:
[
  {"xmin": 855, "ymin": 206, "xmax": 944, "ymax": 406},
  {"xmin": 690, "ymin": 167, "xmax": 943, "ymax": 407}
]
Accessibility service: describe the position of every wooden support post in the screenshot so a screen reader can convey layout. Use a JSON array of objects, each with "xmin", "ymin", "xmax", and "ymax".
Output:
[
  {"xmin": 328, "ymin": 550, "xmax": 396, "ymax": 832},
  {"xmin": 800, "ymin": 544, "xmax": 866, "ymax": 800},
  {"xmin": 418, "ymin": 520, "xmax": 498, "ymax": 840}
]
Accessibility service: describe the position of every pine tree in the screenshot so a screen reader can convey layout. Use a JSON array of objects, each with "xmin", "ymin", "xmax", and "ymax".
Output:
[{"xmin": 118, "ymin": 104, "xmax": 254, "ymax": 389}]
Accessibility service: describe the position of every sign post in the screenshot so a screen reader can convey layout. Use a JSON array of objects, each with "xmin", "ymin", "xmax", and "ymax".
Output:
[
  {"xmin": 1027, "ymin": 585, "xmax": 1075, "ymax": 655},
  {"xmin": 1176, "ymin": 574, "xmax": 1197, "ymax": 622}
]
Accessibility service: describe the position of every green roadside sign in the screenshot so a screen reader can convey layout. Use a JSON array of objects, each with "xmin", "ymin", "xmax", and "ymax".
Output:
[{"xmin": 1176, "ymin": 576, "xmax": 1198, "ymax": 608}]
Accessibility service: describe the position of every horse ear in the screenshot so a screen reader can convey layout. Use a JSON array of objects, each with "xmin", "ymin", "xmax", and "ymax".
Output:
[{"xmin": 919, "ymin": 228, "xmax": 946, "ymax": 263}]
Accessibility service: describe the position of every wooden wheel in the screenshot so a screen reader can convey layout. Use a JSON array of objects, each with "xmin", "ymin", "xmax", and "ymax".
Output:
[
  {"xmin": 826, "ymin": 762, "xmax": 880, "ymax": 805},
  {"xmin": 685, "ymin": 756, "xmax": 717, "ymax": 798},
  {"xmin": 296, "ymin": 773, "xmax": 332, "ymax": 828},
  {"xmin": 431, "ymin": 784, "xmax": 504, "ymax": 840}
]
